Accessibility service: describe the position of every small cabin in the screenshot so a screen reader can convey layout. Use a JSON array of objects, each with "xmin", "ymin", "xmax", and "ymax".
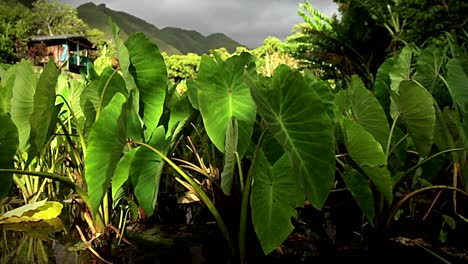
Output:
[{"xmin": 27, "ymin": 34, "xmax": 96, "ymax": 74}]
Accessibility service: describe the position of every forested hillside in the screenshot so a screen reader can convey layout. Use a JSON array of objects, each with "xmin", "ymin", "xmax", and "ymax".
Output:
[{"xmin": 77, "ymin": 2, "xmax": 243, "ymax": 54}]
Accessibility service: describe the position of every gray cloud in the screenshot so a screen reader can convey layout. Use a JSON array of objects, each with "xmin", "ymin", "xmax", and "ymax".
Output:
[{"xmin": 61, "ymin": 0, "xmax": 338, "ymax": 48}]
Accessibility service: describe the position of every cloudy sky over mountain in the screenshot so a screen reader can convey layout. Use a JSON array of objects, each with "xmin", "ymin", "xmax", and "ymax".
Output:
[{"xmin": 61, "ymin": 0, "xmax": 338, "ymax": 48}]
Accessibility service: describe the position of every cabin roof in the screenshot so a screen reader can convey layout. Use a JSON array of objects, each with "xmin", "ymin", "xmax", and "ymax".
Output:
[{"xmin": 28, "ymin": 34, "xmax": 96, "ymax": 50}]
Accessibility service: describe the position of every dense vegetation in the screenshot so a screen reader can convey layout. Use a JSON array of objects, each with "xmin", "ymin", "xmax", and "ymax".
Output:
[{"xmin": 0, "ymin": 0, "xmax": 468, "ymax": 263}]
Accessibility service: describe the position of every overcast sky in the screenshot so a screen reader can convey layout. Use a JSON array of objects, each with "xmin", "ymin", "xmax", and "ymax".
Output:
[{"xmin": 60, "ymin": 0, "xmax": 338, "ymax": 48}]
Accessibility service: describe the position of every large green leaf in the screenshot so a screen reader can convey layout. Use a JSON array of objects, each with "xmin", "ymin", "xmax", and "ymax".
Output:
[
  {"xmin": 29, "ymin": 61, "xmax": 60, "ymax": 159},
  {"xmin": 84, "ymin": 93, "xmax": 128, "ymax": 216},
  {"xmin": 167, "ymin": 94, "xmax": 191, "ymax": 139},
  {"xmin": 197, "ymin": 53, "xmax": 256, "ymax": 157},
  {"xmin": 446, "ymin": 58, "xmax": 468, "ymax": 112},
  {"xmin": 130, "ymin": 126, "xmax": 170, "ymax": 217},
  {"xmin": 389, "ymin": 45, "xmax": 414, "ymax": 92},
  {"xmin": 414, "ymin": 46, "xmax": 445, "ymax": 92},
  {"xmin": 305, "ymin": 71, "xmax": 337, "ymax": 122},
  {"xmin": 10, "ymin": 60, "xmax": 37, "ymax": 151},
  {"xmin": 111, "ymin": 21, "xmax": 137, "ymax": 92},
  {"xmin": 126, "ymin": 33, "xmax": 167, "ymax": 140},
  {"xmin": 342, "ymin": 166, "xmax": 374, "ymax": 223},
  {"xmin": 220, "ymin": 117, "xmax": 238, "ymax": 195},
  {"xmin": 397, "ymin": 80, "xmax": 436, "ymax": 157},
  {"xmin": 348, "ymin": 75, "xmax": 389, "ymax": 148},
  {"xmin": 248, "ymin": 65, "xmax": 335, "ymax": 209},
  {"xmin": 0, "ymin": 65, "xmax": 15, "ymax": 113},
  {"xmin": 80, "ymin": 67, "xmax": 127, "ymax": 133},
  {"xmin": 251, "ymin": 151, "xmax": 303, "ymax": 254},
  {"xmin": 112, "ymin": 148, "xmax": 138, "ymax": 200},
  {"xmin": 343, "ymin": 119, "xmax": 392, "ymax": 203},
  {"xmin": 375, "ymin": 57, "xmax": 395, "ymax": 119},
  {"xmin": 0, "ymin": 113, "xmax": 19, "ymax": 197}
]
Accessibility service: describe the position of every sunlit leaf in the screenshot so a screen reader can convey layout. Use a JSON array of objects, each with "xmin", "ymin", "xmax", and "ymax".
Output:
[
  {"xmin": 0, "ymin": 65, "xmax": 15, "ymax": 113},
  {"xmin": 248, "ymin": 65, "xmax": 335, "ymax": 209},
  {"xmin": 0, "ymin": 200, "xmax": 63, "ymax": 224},
  {"xmin": 130, "ymin": 126, "xmax": 170, "ymax": 217},
  {"xmin": 221, "ymin": 117, "xmax": 238, "ymax": 195},
  {"xmin": 167, "ymin": 94, "xmax": 191, "ymax": 139},
  {"xmin": 10, "ymin": 60, "xmax": 37, "ymax": 151},
  {"xmin": 251, "ymin": 151, "xmax": 303, "ymax": 254},
  {"xmin": 126, "ymin": 32, "xmax": 167, "ymax": 140},
  {"xmin": 111, "ymin": 20, "xmax": 137, "ymax": 92},
  {"xmin": 29, "ymin": 61, "xmax": 60, "ymax": 159},
  {"xmin": 112, "ymin": 148, "xmax": 138, "ymax": 200},
  {"xmin": 85, "ymin": 93, "xmax": 128, "ymax": 216},
  {"xmin": 197, "ymin": 53, "xmax": 256, "ymax": 157}
]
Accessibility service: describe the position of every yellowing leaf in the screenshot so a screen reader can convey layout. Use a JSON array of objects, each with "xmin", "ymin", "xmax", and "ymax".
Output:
[{"xmin": 0, "ymin": 200, "xmax": 63, "ymax": 224}]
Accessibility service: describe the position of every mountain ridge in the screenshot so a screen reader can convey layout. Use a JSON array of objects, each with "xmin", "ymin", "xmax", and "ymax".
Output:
[{"xmin": 77, "ymin": 2, "xmax": 243, "ymax": 55}]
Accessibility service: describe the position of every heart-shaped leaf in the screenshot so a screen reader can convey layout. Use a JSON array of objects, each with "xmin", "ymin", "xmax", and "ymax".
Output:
[
  {"xmin": 247, "ymin": 65, "xmax": 335, "ymax": 209},
  {"xmin": 251, "ymin": 151, "xmax": 303, "ymax": 254},
  {"xmin": 197, "ymin": 53, "xmax": 256, "ymax": 157},
  {"xmin": 10, "ymin": 60, "xmax": 37, "ymax": 151},
  {"xmin": 397, "ymin": 80, "xmax": 436, "ymax": 157},
  {"xmin": 85, "ymin": 93, "xmax": 128, "ymax": 216},
  {"xmin": 348, "ymin": 75, "xmax": 389, "ymax": 148},
  {"xmin": 130, "ymin": 126, "xmax": 170, "ymax": 217},
  {"xmin": 126, "ymin": 32, "xmax": 167, "ymax": 140},
  {"xmin": 343, "ymin": 118, "xmax": 392, "ymax": 203}
]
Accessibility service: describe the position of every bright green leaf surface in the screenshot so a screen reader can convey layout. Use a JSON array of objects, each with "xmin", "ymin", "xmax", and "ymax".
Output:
[
  {"xmin": 220, "ymin": 117, "xmax": 238, "ymax": 195},
  {"xmin": 0, "ymin": 65, "xmax": 15, "ymax": 113},
  {"xmin": 126, "ymin": 33, "xmax": 167, "ymax": 140},
  {"xmin": 248, "ymin": 65, "xmax": 335, "ymax": 209},
  {"xmin": 85, "ymin": 93, "xmax": 128, "ymax": 216},
  {"xmin": 167, "ymin": 94, "xmax": 191, "ymax": 139},
  {"xmin": 111, "ymin": 21, "xmax": 137, "ymax": 92},
  {"xmin": 130, "ymin": 126, "xmax": 170, "ymax": 217},
  {"xmin": 112, "ymin": 148, "xmax": 138, "ymax": 200},
  {"xmin": 251, "ymin": 151, "xmax": 303, "ymax": 254},
  {"xmin": 10, "ymin": 60, "xmax": 37, "ymax": 151},
  {"xmin": 0, "ymin": 201, "xmax": 63, "ymax": 224},
  {"xmin": 197, "ymin": 53, "xmax": 256, "ymax": 157},
  {"xmin": 29, "ymin": 61, "xmax": 60, "ymax": 159}
]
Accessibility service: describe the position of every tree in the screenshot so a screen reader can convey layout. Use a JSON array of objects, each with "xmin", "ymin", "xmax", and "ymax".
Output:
[
  {"xmin": 283, "ymin": 0, "xmax": 390, "ymax": 87},
  {"xmin": 0, "ymin": 3, "xmax": 34, "ymax": 63},
  {"xmin": 31, "ymin": 0, "xmax": 88, "ymax": 36}
]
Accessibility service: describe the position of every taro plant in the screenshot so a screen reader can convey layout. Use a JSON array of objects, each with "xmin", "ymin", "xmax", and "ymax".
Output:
[{"xmin": 330, "ymin": 41, "xmax": 468, "ymax": 242}]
